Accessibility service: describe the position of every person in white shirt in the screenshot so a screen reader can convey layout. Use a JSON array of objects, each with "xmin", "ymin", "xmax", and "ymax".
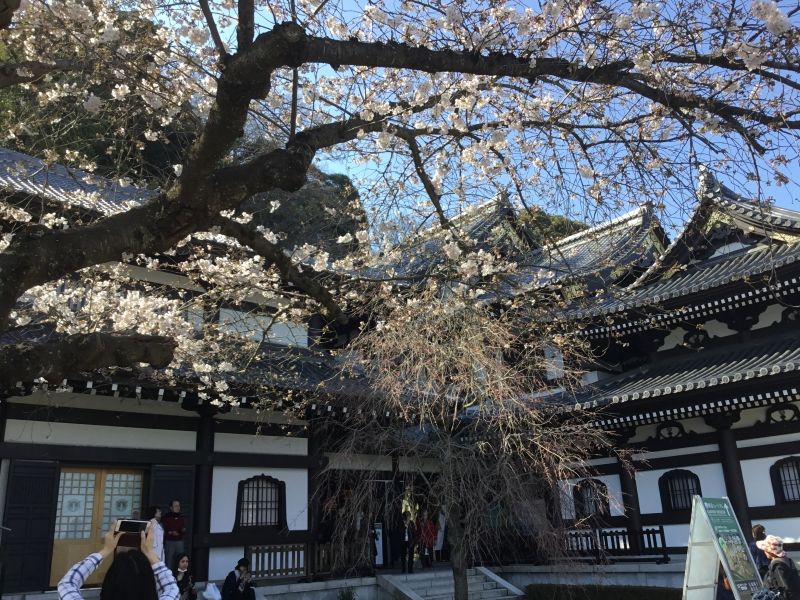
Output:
[{"xmin": 147, "ymin": 506, "xmax": 165, "ymax": 562}]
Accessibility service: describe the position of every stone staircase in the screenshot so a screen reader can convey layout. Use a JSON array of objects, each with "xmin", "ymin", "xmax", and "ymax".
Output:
[{"xmin": 380, "ymin": 566, "xmax": 524, "ymax": 600}]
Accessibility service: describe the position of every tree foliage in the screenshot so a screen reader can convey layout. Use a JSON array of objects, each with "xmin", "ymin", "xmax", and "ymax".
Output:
[{"xmin": 1, "ymin": 0, "xmax": 799, "ymax": 592}]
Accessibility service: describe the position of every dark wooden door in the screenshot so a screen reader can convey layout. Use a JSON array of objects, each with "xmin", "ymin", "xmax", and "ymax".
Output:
[
  {"xmin": 149, "ymin": 465, "xmax": 194, "ymax": 540},
  {"xmin": 2, "ymin": 460, "xmax": 59, "ymax": 593}
]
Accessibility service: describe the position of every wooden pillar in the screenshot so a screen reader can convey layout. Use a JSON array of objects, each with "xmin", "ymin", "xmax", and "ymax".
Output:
[
  {"xmin": 306, "ymin": 417, "xmax": 327, "ymax": 578},
  {"xmin": 705, "ymin": 412, "xmax": 751, "ymax": 539},
  {"xmin": 618, "ymin": 457, "xmax": 642, "ymax": 552},
  {"xmin": 193, "ymin": 407, "xmax": 215, "ymax": 581}
]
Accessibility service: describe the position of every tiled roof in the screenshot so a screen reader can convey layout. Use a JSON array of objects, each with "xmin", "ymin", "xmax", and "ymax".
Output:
[
  {"xmin": 634, "ymin": 167, "xmax": 800, "ymax": 287},
  {"xmin": 361, "ymin": 197, "xmax": 530, "ymax": 280},
  {"xmin": 570, "ymin": 334, "xmax": 800, "ymax": 409},
  {"xmin": 497, "ymin": 204, "xmax": 661, "ymax": 293},
  {"xmin": 234, "ymin": 344, "xmax": 370, "ymax": 397},
  {"xmin": 570, "ymin": 239, "xmax": 800, "ymax": 321},
  {"xmin": 0, "ymin": 147, "xmax": 152, "ymax": 215},
  {"xmin": 561, "ymin": 169, "xmax": 800, "ymax": 323}
]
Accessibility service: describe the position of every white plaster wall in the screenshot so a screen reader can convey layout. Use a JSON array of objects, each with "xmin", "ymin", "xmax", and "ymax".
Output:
[
  {"xmin": 9, "ymin": 392, "xmax": 193, "ymax": 417},
  {"xmin": 214, "ymin": 433, "xmax": 307, "ymax": 455},
  {"xmin": 398, "ymin": 457, "xmax": 441, "ymax": 473},
  {"xmin": 704, "ymin": 319, "xmax": 736, "ymax": 339},
  {"xmin": 560, "ymin": 474, "xmax": 625, "ymax": 519},
  {"xmin": 209, "ymin": 546, "xmax": 245, "ymax": 581},
  {"xmin": 739, "ymin": 431, "xmax": 800, "ymax": 448},
  {"xmin": 628, "ymin": 417, "xmax": 714, "ymax": 444},
  {"xmin": 628, "ymin": 424, "xmax": 657, "ymax": 444},
  {"xmin": 3, "ymin": 419, "xmax": 196, "ymax": 450},
  {"xmin": 741, "ymin": 452, "xmax": 800, "ymax": 507},
  {"xmin": 636, "ymin": 464, "xmax": 726, "ymax": 514},
  {"xmin": 662, "ymin": 523, "xmax": 691, "ymax": 547},
  {"xmin": 216, "ymin": 408, "xmax": 304, "ymax": 426},
  {"xmin": 210, "ymin": 467, "xmax": 308, "ymax": 533},
  {"xmin": 0, "ymin": 458, "xmax": 8, "ymax": 545},
  {"xmin": 633, "ymin": 444, "xmax": 719, "ymax": 462},
  {"xmin": 325, "ymin": 453, "xmax": 391, "ymax": 471},
  {"xmin": 659, "ymin": 327, "xmax": 688, "ymax": 352},
  {"xmin": 734, "ymin": 406, "xmax": 769, "ymax": 429},
  {"xmin": 758, "ymin": 519, "xmax": 800, "ymax": 544},
  {"xmin": 741, "ymin": 456, "xmax": 779, "ymax": 507},
  {"xmin": 752, "ymin": 304, "xmax": 784, "ymax": 331}
]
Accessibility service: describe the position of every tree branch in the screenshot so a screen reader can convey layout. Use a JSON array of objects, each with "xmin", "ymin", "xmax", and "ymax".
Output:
[
  {"xmin": 0, "ymin": 332, "xmax": 176, "ymax": 391},
  {"xmin": 0, "ymin": 59, "xmax": 80, "ymax": 90},
  {"xmin": 238, "ymin": 0, "xmax": 255, "ymax": 51},
  {"xmin": 199, "ymin": 0, "xmax": 228, "ymax": 60},
  {"xmin": 216, "ymin": 217, "xmax": 348, "ymax": 324}
]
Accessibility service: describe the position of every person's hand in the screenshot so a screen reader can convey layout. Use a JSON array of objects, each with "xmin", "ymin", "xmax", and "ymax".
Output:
[
  {"xmin": 140, "ymin": 526, "xmax": 161, "ymax": 566},
  {"xmin": 99, "ymin": 528, "xmax": 122, "ymax": 559}
]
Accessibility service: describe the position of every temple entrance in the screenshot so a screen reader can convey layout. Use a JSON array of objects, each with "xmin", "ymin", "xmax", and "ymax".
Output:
[{"xmin": 49, "ymin": 468, "xmax": 144, "ymax": 586}]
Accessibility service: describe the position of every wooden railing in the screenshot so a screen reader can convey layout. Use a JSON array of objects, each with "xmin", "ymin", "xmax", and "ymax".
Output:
[
  {"xmin": 247, "ymin": 543, "xmax": 307, "ymax": 579},
  {"xmin": 564, "ymin": 526, "xmax": 670, "ymax": 564}
]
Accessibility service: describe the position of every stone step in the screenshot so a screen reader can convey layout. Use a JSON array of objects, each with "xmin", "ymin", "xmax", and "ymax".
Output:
[
  {"xmin": 413, "ymin": 582, "xmax": 500, "ymax": 596},
  {"xmin": 425, "ymin": 588, "xmax": 509, "ymax": 600},
  {"xmin": 409, "ymin": 579, "xmax": 495, "ymax": 593},
  {"xmin": 392, "ymin": 570, "xmax": 475, "ymax": 583},
  {"xmin": 426, "ymin": 595, "xmax": 521, "ymax": 600}
]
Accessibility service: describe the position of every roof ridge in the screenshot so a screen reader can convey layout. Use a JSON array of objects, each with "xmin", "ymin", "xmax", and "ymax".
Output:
[{"xmin": 541, "ymin": 203, "xmax": 652, "ymax": 250}]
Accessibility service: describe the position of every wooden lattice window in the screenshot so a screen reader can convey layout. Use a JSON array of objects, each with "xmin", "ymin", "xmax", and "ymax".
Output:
[
  {"xmin": 771, "ymin": 457, "xmax": 800, "ymax": 504},
  {"xmin": 658, "ymin": 469, "xmax": 701, "ymax": 512},
  {"xmin": 573, "ymin": 479, "xmax": 609, "ymax": 520},
  {"xmin": 234, "ymin": 475, "xmax": 287, "ymax": 531}
]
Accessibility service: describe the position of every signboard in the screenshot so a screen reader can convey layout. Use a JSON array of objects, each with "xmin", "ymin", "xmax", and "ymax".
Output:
[{"xmin": 682, "ymin": 496, "xmax": 762, "ymax": 600}]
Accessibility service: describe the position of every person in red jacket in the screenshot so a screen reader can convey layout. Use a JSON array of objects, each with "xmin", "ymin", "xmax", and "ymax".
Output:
[
  {"xmin": 416, "ymin": 510, "xmax": 436, "ymax": 568},
  {"xmin": 162, "ymin": 499, "xmax": 187, "ymax": 571}
]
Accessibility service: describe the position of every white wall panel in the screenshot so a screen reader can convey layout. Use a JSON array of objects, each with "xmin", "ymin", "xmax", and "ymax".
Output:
[
  {"xmin": 214, "ymin": 433, "xmax": 307, "ymax": 456},
  {"xmin": 326, "ymin": 453, "xmax": 391, "ymax": 471},
  {"xmin": 633, "ymin": 444, "xmax": 719, "ymax": 461},
  {"xmin": 752, "ymin": 304, "xmax": 784, "ymax": 331},
  {"xmin": 738, "ymin": 432, "xmax": 800, "ymax": 448},
  {"xmin": 209, "ymin": 547, "xmax": 245, "ymax": 581},
  {"xmin": 741, "ymin": 454, "xmax": 800, "ymax": 507},
  {"xmin": 210, "ymin": 467, "xmax": 308, "ymax": 533},
  {"xmin": 662, "ymin": 523, "xmax": 691, "ymax": 547},
  {"xmin": 9, "ymin": 393, "xmax": 192, "ymax": 417},
  {"xmin": 704, "ymin": 319, "xmax": 736, "ymax": 339},
  {"xmin": 659, "ymin": 327, "xmax": 688, "ymax": 352},
  {"xmin": 757, "ymin": 519, "xmax": 800, "ymax": 544},
  {"xmin": 636, "ymin": 464, "xmax": 726, "ymax": 514},
  {"xmin": 3, "ymin": 419, "xmax": 196, "ymax": 450}
]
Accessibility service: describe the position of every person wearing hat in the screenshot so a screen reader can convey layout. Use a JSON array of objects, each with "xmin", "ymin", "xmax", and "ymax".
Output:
[
  {"xmin": 221, "ymin": 558, "xmax": 255, "ymax": 600},
  {"xmin": 758, "ymin": 535, "xmax": 800, "ymax": 600},
  {"xmin": 750, "ymin": 525, "xmax": 771, "ymax": 577}
]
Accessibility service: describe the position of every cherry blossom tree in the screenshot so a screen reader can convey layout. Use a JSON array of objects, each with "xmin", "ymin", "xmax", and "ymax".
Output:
[{"xmin": 0, "ymin": 0, "xmax": 799, "ymax": 589}]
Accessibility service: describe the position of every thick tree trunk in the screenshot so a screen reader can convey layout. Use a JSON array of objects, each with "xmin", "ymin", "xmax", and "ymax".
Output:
[{"xmin": 448, "ymin": 505, "xmax": 469, "ymax": 600}]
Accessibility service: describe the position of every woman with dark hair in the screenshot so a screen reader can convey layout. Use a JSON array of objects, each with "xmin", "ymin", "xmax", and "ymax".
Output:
[
  {"xmin": 222, "ymin": 557, "xmax": 256, "ymax": 600},
  {"xmin": 172, "ymin": 553, "xmax": 197, "ymax": 600},
  {"xmin": 58, "ymin": 526, "xmax": 178, "ymax": 600}
]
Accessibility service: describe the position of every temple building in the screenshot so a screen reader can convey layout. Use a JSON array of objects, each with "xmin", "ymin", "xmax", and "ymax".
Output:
[{"xmin": 1, "ymin": 146, "xmax": 799, "ymax": 594}]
